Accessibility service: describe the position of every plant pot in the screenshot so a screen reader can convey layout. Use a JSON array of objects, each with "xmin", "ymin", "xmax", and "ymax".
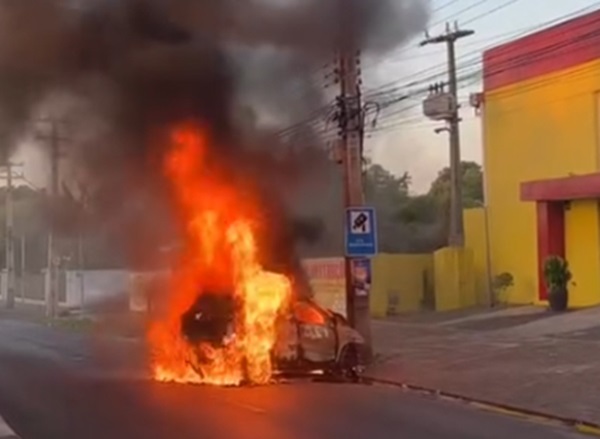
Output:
[{"xmin": 548, "ymin": 286, "xmax": 568, "ymax": 311}]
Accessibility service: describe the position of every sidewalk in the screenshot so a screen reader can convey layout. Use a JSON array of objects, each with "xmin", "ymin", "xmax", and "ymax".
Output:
[{"xmin": 368, "ymin": 306, "xmax": 600, "ymax": 426}]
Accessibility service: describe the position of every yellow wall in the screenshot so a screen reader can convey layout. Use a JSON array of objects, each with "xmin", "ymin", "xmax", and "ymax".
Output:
[
  {"xmin": 464, "ymin": 207, "xmax": 491, "ymax": 306},
  {"xmin": 302, "ymin": 255, "xmax": 433, "ymax": 318},
  {"xmin": 564, "ymin": 200, "xmax": 600, "ymax": 307},
  {"xmin": 433, "ymin": 247, "xmax": 476, "ymax": 311},
  {"xmin": 484, "ymin": 59, "xmax": 600, "ymax": 305},
  {"xmin": 370, "ymin": 254, "xmax": 433, "ymax": 317}
]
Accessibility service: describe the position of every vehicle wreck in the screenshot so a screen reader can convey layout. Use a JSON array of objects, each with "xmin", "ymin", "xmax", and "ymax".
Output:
[{"xmin": 180, "ymin": 291, "xmax": 366, "ymax": 384}]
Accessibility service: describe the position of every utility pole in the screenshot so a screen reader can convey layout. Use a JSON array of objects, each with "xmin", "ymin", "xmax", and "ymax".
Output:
[
  {"xmin": 421, "ymin": 23, "xmax": 474, "ymax": 247},
  {"xmin": 36, "ymin": 119, "xmax": 68, "ymax": 318},
  {"xmin": 334, "ymin": 8, "xmax": 372, "ymax": 358},
  {"xmin": 20, "ymin": 235, "xmax": 25, "ymax": 301},
  {"xmin": 1, "ymin": 160, "xmax": 23, "ymax": 309}
]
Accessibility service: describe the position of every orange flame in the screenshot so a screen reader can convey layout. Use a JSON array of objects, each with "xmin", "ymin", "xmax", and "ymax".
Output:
[{"xmin": 147, "ymin": 123, "xmax": 292, "ymax": 386}]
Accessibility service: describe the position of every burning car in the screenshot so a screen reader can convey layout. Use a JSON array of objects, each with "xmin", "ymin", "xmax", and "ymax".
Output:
[
  {"xmin": 180, "ymin": 292, "xmax": 366, "ymax": 383},
  {"xmin": 147, "ymin": 123, "xmax": 363, "ymax": 387}
]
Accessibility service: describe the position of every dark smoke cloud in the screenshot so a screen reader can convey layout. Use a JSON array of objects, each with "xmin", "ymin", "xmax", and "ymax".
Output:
[{"xmin": 0, "ymin": 0, "xmax": 429, "ymax": 275}]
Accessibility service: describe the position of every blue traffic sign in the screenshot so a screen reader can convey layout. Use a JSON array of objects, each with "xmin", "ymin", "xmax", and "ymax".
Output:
[{"xmin": 345, "ymin": 207, "xmax": 378, "ymax": 257}]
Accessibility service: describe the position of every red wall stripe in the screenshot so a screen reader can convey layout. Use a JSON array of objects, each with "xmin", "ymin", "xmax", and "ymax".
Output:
[
  {"xmin": 483, "ymin": 10, "xmax": 600, "ymax": 92},
  {"xmin": 521, "ymin": 173, "xmax": 600, "ymax": 201}
]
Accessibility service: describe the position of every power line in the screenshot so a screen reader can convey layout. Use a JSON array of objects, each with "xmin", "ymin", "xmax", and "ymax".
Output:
[
  {"xmin": 462, "ymin": 0, "xmax": 520, "ymax": 26},
  {"xmin": 275, "ymin": 6, "xmax": 600, "ymax": 146},
  {"xmin": 432, "ymin": 0, "xmax": 463, "ymax": 14},
  {"xmin": 372, "ymin": 50, "xmax": 600, "ymax": 138},
  {"xmin": 370, "ymin": 28, "xmax": 600, "ymax": 136},
  {"xmin": 362, "ymin": 3, "xmax": 600, "ymax": 98},
  {"xmin": 371, "ymin": 15, "xmax": 600, "ymax": 128},
  {"xmin": 429, "ymin": 0, "xmax": 492, "ymax": 29}
]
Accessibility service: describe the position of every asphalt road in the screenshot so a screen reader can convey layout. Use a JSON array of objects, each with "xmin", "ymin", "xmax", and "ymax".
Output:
[{"xmin": 0, "ymin": 318, "xmax": 586, "ymax": 439}]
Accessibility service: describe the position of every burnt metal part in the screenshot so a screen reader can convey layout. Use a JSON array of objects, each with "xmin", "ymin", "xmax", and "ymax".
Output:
[{"xmin": 180, "ymin": 293, "xmax": 236, "ymax": 347}]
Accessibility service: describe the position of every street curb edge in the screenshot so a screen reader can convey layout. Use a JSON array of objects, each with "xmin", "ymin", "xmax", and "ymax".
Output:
[
  {"xmin": 364, "ymin": 376, "xmax": 600, "ymax": 436},
  {"xmin": 576, "ymin": 424, "xmax": 600, "ymax": 437}
]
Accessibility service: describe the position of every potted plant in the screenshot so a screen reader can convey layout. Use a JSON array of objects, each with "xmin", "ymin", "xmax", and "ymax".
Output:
[
  {"xmin": 543, "ymin": 256, "xmax": 572, "ymax": 311},
  {"xmin": 491, "ymin": 272, "xmax": 513, "ymax": 306}
]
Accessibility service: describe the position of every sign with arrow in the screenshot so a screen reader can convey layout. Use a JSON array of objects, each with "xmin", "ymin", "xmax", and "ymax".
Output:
[{"xmin": 345, "ymin": 207, "xmax": 378, "ymax": 257}]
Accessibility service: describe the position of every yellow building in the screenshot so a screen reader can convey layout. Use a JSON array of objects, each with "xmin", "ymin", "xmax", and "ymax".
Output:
[{"xmin": 481, "ymin": 10, "xmax": 600, "ymax": 307}]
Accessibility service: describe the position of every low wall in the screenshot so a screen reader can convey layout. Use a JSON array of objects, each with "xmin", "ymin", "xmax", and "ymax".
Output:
[
  {"xmin": 370, "ymin": 254, "xmax": 434, "ymax": 317},
  {"xmin": 123, "ymin": 250, "xmax": 481, "ymax": 318},
  {"xmin": 0, "ymin": 271, "xmax": 47, "ymax": 305},
  {"xmin": 433, "ymin": 246, "xmax": 476, "ymax": 311},
  {"xmin": 128, "ymin": 271, "xmax": 170, "ymax": 313},
  {"xmin": 64, "ymin": 270, "xmax": 129, "ymax": 308},
  {"xmin": 464, "ymin": 207, "xmax": 492, "ymax": 306},
  {"xmin": 0, "ymin": 269, "xmax": 129, "ymax": 309},
  {"xmin": 302, "ymin": 254, "xmax": 434, "ymax": 318}
]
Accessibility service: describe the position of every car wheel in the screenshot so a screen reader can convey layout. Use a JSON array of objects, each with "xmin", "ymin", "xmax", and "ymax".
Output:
[{"xmin": 337, "ymin": 344, "xmax": 361, "ymax": 382}]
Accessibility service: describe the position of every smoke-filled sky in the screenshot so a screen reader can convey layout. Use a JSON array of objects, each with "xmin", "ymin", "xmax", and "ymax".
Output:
[
  {"xmin": 0, "ymin": 0, "xmax": 430, "ymax": 267},
  {"xmin": 0, "ymin": 0, "xmax": 429, "ymax": 141}
]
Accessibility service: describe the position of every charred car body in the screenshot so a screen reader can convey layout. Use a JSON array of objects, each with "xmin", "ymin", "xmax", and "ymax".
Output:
[{"xmin": 180, "ymin": 292, "xmax": 366, "ymax": 381}]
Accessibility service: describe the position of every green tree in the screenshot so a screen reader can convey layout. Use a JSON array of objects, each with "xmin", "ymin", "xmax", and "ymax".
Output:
[
  {"xmin": 428, "ymin": 161, "xmax": 484, "ymax": 207},
  {"xmin": 396, "ymin": 194, "xmax": 439, "ymax": 224},
  {"xmin": 364, "ymin": 163, "xmax": 411, "ymax": 208},
  {"xmin": 361, "ymin": 162, "xmax": 454, "ymax": 252}
]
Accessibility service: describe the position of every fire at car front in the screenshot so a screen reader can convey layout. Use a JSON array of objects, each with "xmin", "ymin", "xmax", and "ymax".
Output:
[{"xmin": 146, "ymin": 123, "xmax": 294, "ymax": 386}]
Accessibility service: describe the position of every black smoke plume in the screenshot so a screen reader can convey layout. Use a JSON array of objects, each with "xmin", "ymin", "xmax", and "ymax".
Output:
[{"xmin": 0, "ymin": 0, "xmax": 429, "ymax": 280}]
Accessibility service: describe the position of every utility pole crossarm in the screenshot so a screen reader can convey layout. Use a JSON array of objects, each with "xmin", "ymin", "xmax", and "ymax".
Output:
[{"xmin": 420, "ymin": 29, "xmax": 475, "ymax": 47}]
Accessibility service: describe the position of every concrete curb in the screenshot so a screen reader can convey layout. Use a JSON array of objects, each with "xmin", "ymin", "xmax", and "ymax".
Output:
[
  {"xmin": 0, "ymin": 415, "xmax": 19, "ymax": 439},
  {"xmin": 364, "ymin": 376, "xmax": 600, "ymax": 437}
]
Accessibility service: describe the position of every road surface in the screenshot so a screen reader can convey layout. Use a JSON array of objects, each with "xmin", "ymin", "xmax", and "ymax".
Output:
[{"xmin": 0, "ymin": 318, "xmax": 586, "ymax": 439}]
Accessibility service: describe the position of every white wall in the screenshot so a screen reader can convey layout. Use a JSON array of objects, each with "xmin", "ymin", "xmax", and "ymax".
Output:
[{"xmin": 64, "ymin": 270, "xmax": 129, "ymax": 308}]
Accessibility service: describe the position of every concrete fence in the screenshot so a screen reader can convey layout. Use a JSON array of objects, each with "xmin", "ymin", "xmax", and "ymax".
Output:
[
  {"xmin": 0, "ymin": 269, "xmax": 129, "ymax": 309},
  {"xmin": 0, "ymin": 237, "xmax": 487, "ymax": 317}
]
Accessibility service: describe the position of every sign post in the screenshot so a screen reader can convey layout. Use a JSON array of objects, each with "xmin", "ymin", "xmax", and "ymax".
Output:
[
  {"xmin": 345, "ymin": 207, "xmax": 378, "ymax": 257},
  {"xmin": 344, "ymin": 206, "xmax": 377, "ymax": 357}
]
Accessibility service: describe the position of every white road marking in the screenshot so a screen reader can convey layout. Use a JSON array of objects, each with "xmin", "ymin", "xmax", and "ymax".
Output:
[{"xmin": 0, "ymin": 415, "xmax": 18, "ymax": 438}]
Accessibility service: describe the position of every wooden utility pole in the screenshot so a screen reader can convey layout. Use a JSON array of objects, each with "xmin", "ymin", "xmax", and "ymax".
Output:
[
  {"xmin": 421, "ymin": 24, "xmax": 474, "ymax": 247},
  {"xmin": 1, "ymin": 160, "xmax": 23, "ymax": 309},
  {"xmin": 36, "ymin": 119, "xmax": 68, "ymax": 317},
  {"xmin": 336, "ymin": 8, "xmax": 372, "ymax": 357}
]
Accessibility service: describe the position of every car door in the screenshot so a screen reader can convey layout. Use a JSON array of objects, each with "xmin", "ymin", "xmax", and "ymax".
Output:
[{"xmin": 293, "ymin": 300, "xmax": 336, "ymax": 363}]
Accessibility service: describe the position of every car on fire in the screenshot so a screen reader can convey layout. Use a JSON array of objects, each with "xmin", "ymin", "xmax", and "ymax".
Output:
[{"xmin": 180, "ymin": 293, "xmax": 367, "ymax": 382}]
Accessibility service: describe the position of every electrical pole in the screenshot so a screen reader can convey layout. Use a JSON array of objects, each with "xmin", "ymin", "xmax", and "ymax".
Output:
[
  {"xmin": 334, "ymin": 7, "xmax": 372, "ymax": 358},
  {"xmin": 36, "ymin": 119, "xmax": 68, "ymax": 318},
  {"xmin": 20, "ymin": 235, "xmax": 25, "ymax": 301},
  {"xmin": 421, "ymin": 23, "xmax": 474, "ymax": 247},
  {"xmin": 1, "ymin": 160, "xmax": 23, "ymax": 309},
  {"xmin": 5, "ymin": 161, "xmax": 14, "ymax": 309},
  {"xmin": 3, "ymin": 161, "xmax": 14, "ymax": 309}
]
